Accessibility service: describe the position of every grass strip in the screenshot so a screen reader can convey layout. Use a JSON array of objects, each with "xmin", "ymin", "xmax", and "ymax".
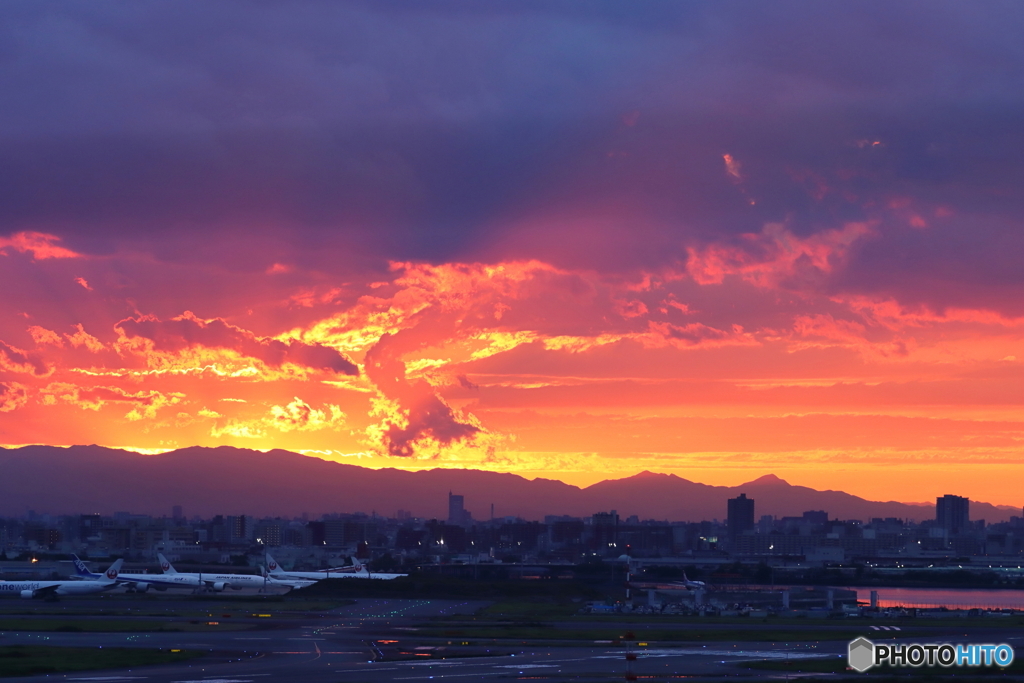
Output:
[
  {"xmin": 416, "ymin": 626, "xmax": 899, "ymax": 642},
  {"xmin": 743, "ymin": 654, "xmax": 1024, "ymax": 677},
  {"xmin": 0, "ymin": 618, "xmax": 253, "ymax": 633},
  {"xmin": 0, "ymin": 645, "xmax": 202, "ymax": 677}
]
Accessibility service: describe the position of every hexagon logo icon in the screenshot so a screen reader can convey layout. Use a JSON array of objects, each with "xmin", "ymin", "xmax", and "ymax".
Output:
[{"xmin": 848, "ymin": 637, "xmax": 875, "ymax": 672}]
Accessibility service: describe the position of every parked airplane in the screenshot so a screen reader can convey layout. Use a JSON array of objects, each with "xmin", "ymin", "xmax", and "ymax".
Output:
[
  {"xmin": 156, "ymin": 553, "xmax": 269, "ymax": 591},
  {"xmin": 265, "ymin": 552, "xmax": 406, "ymax": 581},
  {"xmin": 0, "ymin": 559, "xmax": 123, "ymax": 599},
  {"xmin": 265, "ymin": 553, "xmax": 362, "ymax": 577},
  {"xmin": 72, "ymin": 555, "xmax": 203, "ymax": 592},
  {"xmin": 257, "ymin": 566, "xmax": 317, "ymax": 591}
]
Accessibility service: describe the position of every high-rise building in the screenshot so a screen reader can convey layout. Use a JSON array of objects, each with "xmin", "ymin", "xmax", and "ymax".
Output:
[
  {"xmin": 172, "ymin": 505, "xmax": 183, "ymax": 521},
  {"xmin": 936, "ymin": 495, "xmax": 969, "ymax": 534},
  {"xmin": 727, "ymin": 493, "xmax": 755, "ymax": 540},
  {"xmin": 448, "ymin": 492, "xmax": 471, "ymax": 525},
  {"xmin": 591, "ymin": 511, "xmax": 619, "ymax": 551}
]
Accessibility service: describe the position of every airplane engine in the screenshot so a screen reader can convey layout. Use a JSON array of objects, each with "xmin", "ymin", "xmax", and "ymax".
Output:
[
  {"xmin": 212, "ymin": 582, "xmax": 227, "ymax": 591},
  {"xmin": 20, "ymin": 590, "xmax": 36, "ymax": 599},
  {"xmin": 133, "ymin": 582, "xmax": 150, "ymax": 593}
]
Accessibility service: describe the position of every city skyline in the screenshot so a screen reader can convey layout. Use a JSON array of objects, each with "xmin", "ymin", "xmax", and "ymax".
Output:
[
  {"xmin": 3, "ymin": 4, "xmax": 1024, "ymax": 506},
  {"xmin": 6, "ymin": 485, "xmax": 1022, "ymax": 569}
]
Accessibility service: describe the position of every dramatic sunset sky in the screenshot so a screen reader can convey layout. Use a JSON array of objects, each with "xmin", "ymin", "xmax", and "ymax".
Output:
[{"xmin": 2, "ymin": 2, "xmax": 1023, "ymax": 505}]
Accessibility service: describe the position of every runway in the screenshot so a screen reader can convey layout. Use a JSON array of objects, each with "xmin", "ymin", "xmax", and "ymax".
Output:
[{"xmin": 6, "ymin": 596, "xmax": 1014, "ymax": 681}]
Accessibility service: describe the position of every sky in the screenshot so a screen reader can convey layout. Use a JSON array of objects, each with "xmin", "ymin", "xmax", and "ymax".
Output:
[{"xmin": 2, "ymin": 1, "xmax": 1024, "ymax": 506}]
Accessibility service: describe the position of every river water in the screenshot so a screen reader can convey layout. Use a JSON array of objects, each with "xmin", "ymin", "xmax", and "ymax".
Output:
[{"xmin": 847, "ymin": 587, "xmax": 1024, "ymax": 609}]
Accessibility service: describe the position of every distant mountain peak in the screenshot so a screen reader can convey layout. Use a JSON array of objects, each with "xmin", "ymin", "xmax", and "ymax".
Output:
[
  {"xmin": 741, "ymin": 474, "xmax": 790, "ymax": 487},
  {"xmin": 0, "ymin": 445, "xmax": 1013, "ymax": 523}
]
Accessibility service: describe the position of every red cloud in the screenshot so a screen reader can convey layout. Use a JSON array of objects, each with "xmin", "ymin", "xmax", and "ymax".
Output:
[
  {"xmin": 687, "ymin": 222, "xmax": 872, "ymax": 288},
  {"xmin": 0, "ymin": 232, "xmax": 82, "ymax": 259},
  {"xmin": 116, "ymin": 312, "xmax": 358, "ymax": 375},
  {"xmin": 364, "ymin": 309, "xmax": 481, "ymax": 457},
  {"xmin": 0, "ymin": 340, "xmax": 50, "ymax": 376}
]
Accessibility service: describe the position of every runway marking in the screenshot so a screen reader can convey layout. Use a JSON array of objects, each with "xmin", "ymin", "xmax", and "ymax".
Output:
[
  {"xmin": 494, "ymin": 664, "xmax": 557, "ymax": 669},
  {"xmin": 394, "ymin": 675, "xmax": 503, "ymax": 680},
  {"xmin": 590, "ymin": 648, "xmax": 832, "ymax": 661},
  {"xmin": 67, "ymin": 678, "xmax": 147, "ymax": 681}
]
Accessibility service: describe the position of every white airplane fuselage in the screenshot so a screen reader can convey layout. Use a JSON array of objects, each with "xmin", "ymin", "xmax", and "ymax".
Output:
[
  {"xmin": 116, "ymin": 572, "xmax": 204, "ymax": 591},
  {"xmin": 169, "ymin": 571, "xmax": 266, "ymax": 591},
  {"xmin": 0, "ymin": 579, "xmax": 119, "ymax": 598},
  {"xmin": 271, "ymin": 568, "xmax": 404, "ymax": 581}
]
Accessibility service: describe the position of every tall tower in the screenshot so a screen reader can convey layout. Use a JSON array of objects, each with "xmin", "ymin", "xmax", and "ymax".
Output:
[
  {"xmin": 936, "ymin": 495, "xmax": 969, "ymax": 534},
  {"xmin": 727, "ymin": 493, "xmax": 755, "ymax": 540},
  {"xmin": 448, "ymin": 492, "xmax": 466, "ymax": 525}
]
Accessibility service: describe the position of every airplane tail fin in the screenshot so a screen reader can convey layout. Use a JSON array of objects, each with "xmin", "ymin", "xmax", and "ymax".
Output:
[
  {"xmin": 265, "ymin": 553, "xmax": 283, "ymax": 575},
  {"xmin": 157, "ymin": 552, "xmax": 178, "ymax": 575},
  {"xmin": 103, "ymin": 558, "xmax": 124, "ymax": 581},
  {"xmin": 71, "ymin": 554, "xmax": 95, "ymax": 577}
]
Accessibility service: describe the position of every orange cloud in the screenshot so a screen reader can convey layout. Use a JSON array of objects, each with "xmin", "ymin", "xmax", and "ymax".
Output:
[
  {"xmin": 40, "ymin": 382, "xmax": 184, "ymax": 420},
  {"xmin": 0, "ymin": 232, "xmax": 82, "ymax": 259},
  {"xmin": 28, "ymin": 326, "xmax": 65, "ymax": 348},
  {"xmin": 208, "ymin": 397, "xmax": 346, "ymax": 439},
  {"xmin": 65, "ymin": 324, "xmax": 105, "ymax": 352},
  {"xmin": 0, "ymin": 382, "xmax": 29, "ymax": 412},
  {"xmin": 269, "ymin": 397, "xmax": 345, "ymax": 432}
]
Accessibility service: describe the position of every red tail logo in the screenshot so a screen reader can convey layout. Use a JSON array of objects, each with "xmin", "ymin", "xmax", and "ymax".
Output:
[
  {"xmin": 268, "ymin": 562, "xmax": 277, "ymax": 570},
  {"xmin": 106, "ymin": 569, "xmax": 118, "ymax": 579},
  {"xmin": 160, "ymin": 562, "xmax": 170, "ymax": 571}
]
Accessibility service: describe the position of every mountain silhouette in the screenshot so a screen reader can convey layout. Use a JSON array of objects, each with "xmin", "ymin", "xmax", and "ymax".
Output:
[{"xmin": 0, "ymin": 445, "xmax": 1014, "ymax": 523}]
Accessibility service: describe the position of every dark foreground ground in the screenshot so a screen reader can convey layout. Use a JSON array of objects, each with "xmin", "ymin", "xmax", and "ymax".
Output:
[{"xmin": 1, "ymin": 586, "xmax": 1022, "ymax": 682}]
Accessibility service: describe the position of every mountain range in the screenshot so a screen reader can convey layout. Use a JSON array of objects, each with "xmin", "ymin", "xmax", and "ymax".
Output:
[{"xmin": 0, "ymin": 445, "xmax": 1016, "ymax": 523}]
